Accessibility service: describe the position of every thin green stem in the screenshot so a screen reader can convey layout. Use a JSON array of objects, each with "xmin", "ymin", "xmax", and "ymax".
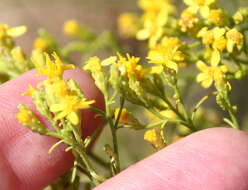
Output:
[
  {"xmin": 191, "ymin": 91, "xmax": 217, "ymax": 121},
  {"xmin": 104, "ymin": 95, "xmax": 121, "ymax": 174}
]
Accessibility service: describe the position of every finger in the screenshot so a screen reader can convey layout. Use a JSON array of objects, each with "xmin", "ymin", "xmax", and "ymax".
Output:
[
  {"xmin": 0, "ymin": 68, "xmax": 104, "ymax": 190},
  {"xmin": 95, "ymin": 128, "xmax": 248, "ymax": 190}
]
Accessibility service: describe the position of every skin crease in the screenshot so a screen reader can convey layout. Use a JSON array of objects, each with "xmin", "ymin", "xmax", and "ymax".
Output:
[{"xmin": 1, "ymin": 70, "xmax": 248, "ymax": 190}]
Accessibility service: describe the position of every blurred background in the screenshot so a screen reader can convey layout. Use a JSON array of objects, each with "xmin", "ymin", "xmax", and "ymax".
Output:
[{"xmin": 1, "ymin": 0, "xmax": 248, "ymax": 187}]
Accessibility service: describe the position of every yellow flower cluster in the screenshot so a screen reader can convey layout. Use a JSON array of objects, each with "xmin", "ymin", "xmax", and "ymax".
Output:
[
  {"xmin": 184, "ymin": 0, "xmax": 215, "ymax": 18},
  {"xmin": 118, "ymin": 13, "xmax": 139, "ymax": 38},
  {"xmin": 179, "ymin": 9, "xmax": 199, "ymax": 32},
  {"xmin": 33, "ymin": 52, "xmax": 75, "ymax": 79},
  {"xmin": 17, "ymin": 104, "xmax": 48, "ymax": 134},
  {"xmin": 196, "ymin": 50, "xmax": 228, "ymax": 88},
  {"xmin": 63, "ymin": 20, "xmax": 81, "ymax": 37},
  {"xmin": 147, "ymin": 37, "xmax": 185, "ymax": 73},
  {"xmin": 19, "ymin": 52, "xmax": 95, "ymax": 126},
  {"xmin": 197, "ymin": 27, "xmax": 243, "ymax": 52},
  {"xmin": 0, "ymin": 24, "xmax": 27, "ymax": 44},
  {"xmin": 34, "ymin": 37, "xmax": 49, "ymax": 52},
  {"xmin": 144, "ymin": 128, "xmax": 166, "ymax": 150},
  {"xmin": 136, "ymin": 0, "xmax": 175, "ymax": 47}
]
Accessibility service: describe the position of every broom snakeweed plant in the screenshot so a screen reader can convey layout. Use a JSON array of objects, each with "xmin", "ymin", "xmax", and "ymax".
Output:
[{"xmin": 0, "ymin": 0, "xmax": 244, "ymax": 189}]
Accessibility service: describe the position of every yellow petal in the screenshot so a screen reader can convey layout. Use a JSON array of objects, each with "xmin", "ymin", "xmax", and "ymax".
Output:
[
  {"xmin": 166, "ymin": 60, "xmax": 178, "ymax": 72},
  {"xmin": 150, "ymin": 65, "xmax": 164, "ymax": 74},
  {"xmin": 136, "ymin": 29, "xmax": 150, "ymax": 40},
  {"xmin": 220, "ymin": 65, "xmax": 228, "ymax": 73},
  {"xmin": 7, "ymin": 26, "xmax": 27, "ymax": 37},
  {"xmin": 101, "ymin": 56, "xmax": 117, "ymax": 66},
  {"xmin": 202, "ymin": 79, "xmax": 213, "ymax": 88},
  {"xmin": 196, "ymin": 72, "xmax": 209, "ymax": 82},
  {"xmin": 211, "ymin": 50, "xmax": 220, "ymax": 67},
  {"xmin": 196, "ymin": 61, "xmax": 208, "ymax": 71},
  {"xmin": 200, "ymin": 6, "xmax": 210, "ymax": 18},
  {"xmin": 67, "ymin": 112, "xmax": 79, "ymax": 125},
  {"xmin": 183, "ymin": 0, "xmax": 194, "ymax": 6},
  {"xmin": 50, "ymin": 104, "xmax": 64, "ymax": 112},
  {"xmin": 213, "ymin": 27, "xmax": 225, "ymax": 39},
  {"xmin": 227, "ymin": 40, "xmax": 234, "ymax": 53}
]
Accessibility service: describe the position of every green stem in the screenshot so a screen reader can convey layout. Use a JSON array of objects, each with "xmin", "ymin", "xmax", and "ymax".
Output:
[
  {"xmin": 69, "ymin": 123, "xmax": 105, "ymax": 185},
  {"xmin": 104, "ymin": 95, "xmax": 121, "ymax": 174},
  {"xmin": 191, "ymin": 91, "xmax": 217, "ymax": 121}
]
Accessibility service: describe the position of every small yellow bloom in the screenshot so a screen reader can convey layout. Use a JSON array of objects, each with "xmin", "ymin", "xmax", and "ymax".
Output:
[
  {"xmin": 0, "ymin": 24, "xmax": 27, "ymax": 39},
  {"xmin": 138, "ymin": 0, "xmax": 174, "ymax": 13},
  {"xmin": 233, "ymin": 8, "xmax": 248, "ymax": 24},
  {"xmin": 196, "ymin": 50, "xmax": 228, "ymax": 88},
  {"xmin": 208, "ymin": 9, "xmax": 225, "ymax": 25},
  {"xmin": 136, "ymin": 20, "xmax": 164, "ymax": 48},
  {"xmin": 33, "ymin": 52, "xmax": 75, "ymax": 79},
  {"xmin": 44, "ymin": 80, "xmax": 68, "ymax": 105},
  {"xmin": 136, "ymin": 0, "xmax": 174, "ymax": 47},
  {"xmin": 198, "ymin": 27, "xmax": 227, "ymax": 51},
  {"xmin": 17, "ymin": 104, "xmax": 47, "ymax": 134},
  {"xmin": 114, "ymin": 108, "xmax": 128, "ymax": 124},
  {"xmin": 84, "ymin": 56, "xmax": 103, "ymax": 73},
  {"xmin": 147, "ymin": 37, "xmax": 185, "ymax": 72},
  {"xmin": 50, "ymin": 95, "xmax": 95, "ymax": 125},
  {"xmin": 226, "ymin": 28, "xmax": 243, "ymax": 53},
  {"xmin": 197, "ymin": 27, "xmax": 214, "ymax": 45},
  {"xmin": 184, "ymin": 0, "xmax": 215, "ymax": 18},
  {"xmin": 179, "ymin": 9, "xmax": 199, "ymax": 32},
  {"xmin": 34, "ymin": 37, "xmax": 49, "ymax": 51},
  {"xmin": 63, "ymin": 20, "xmax": 80, "ymax": 36},
  {"xmin": 22, "ymin": 85, "xmax": 36, "ymax": 96},
  {"xmin": 118, "ymin": 13, "xmax": 138, "ymax": 38},
  {"xmin": 144, "ymin": 128, "xmax": 166, "ymax": 150},
  {"xmin": 17, "ymin": 105, "xmax": 35, "ymax": 125},
  {"xmin": 11, "ymin": 46, "xmax": 26, "ymax": 62},
  {"xmin": 108, "ymin": 53, "xmax": 148, "ymax": 79}
]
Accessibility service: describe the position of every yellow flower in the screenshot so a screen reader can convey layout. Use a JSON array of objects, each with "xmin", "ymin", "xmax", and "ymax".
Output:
[
  {"xmin": 197, "ymin": 27, "xmax": 227, "ymax": 51},
  {"xmin": 184, "ymin": 0, "xmax": 215, "ymax": 18},
  {"xmin": 226, "ymin": 28, "xmax": 243, "ymax": 53},
  {"xmin": 114, "ymin": 108, "xmax": 128, "ymax": 123},
  {"xmin": 208, "ymin": 9, "xmax": 225, "ymax": 25},
  {"xmin": 196, "ymin": 50, "xmax": 228, "ymax": 88},
  {"xmin": 44, "ymin": 80, "xmax": 68, "ymax": 105},
  {"xmin": 11, "ymin": 46, "xmax": 26, "ymax": 62},
  {"xmin": 118, "ymin": 13, "xmax": 138, "ymax": 38},
  {"xmin": 136, "ymin": 19, "xmax": 164, "ymax": 48},
  {"xmin": 33, "ymin": 52, "xmax": 75, "ymax": 79},
  {"xmin": 63, "ymin": 20, "xmax": 80, "ymax": 36},
  {"xmin": 17, "ymin": 104, "xmax": 47, "ymax": 134},
  {"xmin": 0, "ymin": 24, "xmax": 27, "ymax": 39},
  {"xmin": 136, "ymin": 0, "xmax": 175, "ymax": 47},
  {"xmin": 179, "ymin": 9, "xmax": 199, "ymax": 32},
  {"xmin": 34, "ymin": 37, "xmax": 49, "ymax": 51},
  {"xmin": 147, "ymin": 37, "xmax": 185, "ymax": 72},
  {"xmin": 50, "ymin": 95, "xmax": 95, "ymax": 125},
  {"xmin": 17, "ymin": 105, "xmax": 35, "ymax": 125},
  {"xmin": 84, "ymin": 56, "xmax": 103, "ymax": 73},
  {"xmin": 22, "ymin": 85, "xmax": 36, "ymax": 96},
  {"xmin": 197, "ymin": 27, "xmax": 214, "ymax": 45},
  {"xmin": 138, "ymin": 0, "xmax": 174, "ymax": 14},
  {"xmin": 144, "ymin": 128, "xmax": 166, "ymax": 150},
  {"xmin": 104, "ymin": 53, "xmax": 148, "ymax": 79},
  {"xmin": 116, "ymin": 54, "xmax": 143, "ymax": 77}
]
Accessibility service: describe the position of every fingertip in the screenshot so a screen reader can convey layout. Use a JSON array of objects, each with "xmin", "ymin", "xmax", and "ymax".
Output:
[{"xmin": 95, "ymin": 128, "xmax": 248, "ymax": 190}]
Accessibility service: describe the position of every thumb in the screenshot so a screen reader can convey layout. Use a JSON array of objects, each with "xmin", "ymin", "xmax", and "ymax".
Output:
[{"xmin": 95, "ymin": 128, "xmax": 248, "ymax": 190}]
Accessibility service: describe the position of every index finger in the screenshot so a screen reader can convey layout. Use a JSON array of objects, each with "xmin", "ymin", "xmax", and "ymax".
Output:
[{"xmin": 0, "ymin": 68, "xmax": 104, "ymax": 190}]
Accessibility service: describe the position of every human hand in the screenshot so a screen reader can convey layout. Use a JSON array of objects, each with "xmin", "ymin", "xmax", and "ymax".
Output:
[{"xmin": 1, "ymin": 69, "xmax": 248, "ymax": 190}]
